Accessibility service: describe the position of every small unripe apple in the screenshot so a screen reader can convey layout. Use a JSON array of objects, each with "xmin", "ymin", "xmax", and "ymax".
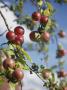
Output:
[
  {"xmin": 57, "ymin": 70, "xmax": 66, "ymax": 78},
  {"xmin": 12, "ymin": 68, "xmax": 24, "ymax": 81},
  {"xmin": 57, "ymin": 49, "xmax": 65, "ymax": 57},
  {"xmin": 58, "ymin": 31, "xmax": 66, "ymax": 38},
  {"xmin": 32, "ymin": 12, "xmax": 41, "ymax": 21},
  {"xmin": 42, "ymin": 69, "xmax": 52, "ymax": 79},
  {"xmin": 3, "ymin": 58, "xmax": 15, "ymax": 69}
]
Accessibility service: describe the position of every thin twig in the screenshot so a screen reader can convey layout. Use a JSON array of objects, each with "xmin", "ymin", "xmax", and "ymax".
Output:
[
  {"xmin": 31, "ymin": 0, "xmax": 40, "ymax": 10},
  {"xmin": 0, "ymin": 10, "xmax": 10, "ymax": 31},
  {"xmin": 0, "ymin": 0, "xmax": 10, "ymax": 9},
  {"xmin": 20, "ymin": 81, "xmax": 22, "ymax": 90},
  {"xmin": 25, "ymin": 63, "xmax": 45, "ymax": 83}
]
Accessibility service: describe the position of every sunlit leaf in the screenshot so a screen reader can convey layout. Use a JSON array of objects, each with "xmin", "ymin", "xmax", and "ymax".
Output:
[
  {"xmin": 16, "ymin": 45, "xmax": 32, "ymax": 62},
  {"xmin": 9, "ymin": 83, "xmax": 16, "ymax": 90},
  {"xmin": 0, "ymin": 77, "xmax": 4, "ymax": 86}
]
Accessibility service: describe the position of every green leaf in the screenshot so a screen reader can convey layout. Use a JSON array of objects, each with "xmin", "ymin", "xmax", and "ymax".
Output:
[
  {"xmin": 46, "ymin": 2, "xmax": 53, "ymax": 11},
  {"xmin": 16, "ymin": 45, "xmax": 32, "ymax": 62},
  {"xmin": 9, "ymin": 83, "xmax": 16, "ymax": 90},
  {"xmin": 50, "ymin": 65, "xmax": 58, "ymax": 70},
  {"xmin": 37, "ymin": 0, "xmax": 43, "ymax": 6},
  {"xmin": 23, "ymin": 65, "xmax": 29, "ymax": 70},
  {"xmin": 0, "ymin": 77, "xmax": 4, "ymax": 86}
]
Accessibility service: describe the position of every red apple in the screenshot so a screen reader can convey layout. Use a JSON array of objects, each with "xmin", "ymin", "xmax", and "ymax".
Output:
[
  {"xmin": 14, "ymin": 26, "xmax": 24, "ymax": 36},
  {"xmin": 13, "ymin": 35, "xmax": 24, "ymax": 45},
  {"xmin": 6, "ymin": 31, "xmax": 15, "ymax": 41},
  {"xmin": 41, "ymin": 32, "xmax": 50, "ymax": 42},
  {"xmin": 32, "ymin": 12, "xmax": 41, "ymax": 21},
  {"xmin": 58, "ymin": 31, "xmax": 66, "ymax": 38},
  {"xmin": 3, "ymin": 58, "xmax": 15, "ymax": 69},
  {"xmin": 57, "ymin": 70, "xmax": 66, "ymax": 78},
  {"xmin": 29, "ymin": 31, "xmax": 40, "ymax": 41},
  {"xmin": 63, "ymin": 87, "xmax": 67, "ymax": 90},
  {"xmin": 12, "ymin": 68, "xmax": 24, "ymax": 81},
  {"xmin": 57, "ymin": 49, "xmax": 65, "ymax": 57},
  {"xmin": 40, "ymin": 15, "xmax": 48, "ymax": 24}
]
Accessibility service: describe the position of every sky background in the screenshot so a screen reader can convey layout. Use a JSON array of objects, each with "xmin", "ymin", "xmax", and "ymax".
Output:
[{"xmin": 0, "ymin": 1, "xmax": 67, "ymax": 90}]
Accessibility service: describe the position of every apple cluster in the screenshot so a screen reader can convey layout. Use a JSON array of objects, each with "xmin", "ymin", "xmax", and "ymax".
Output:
[
  {"xmin": 29, "ymin": 11, "xmax": 50, "ymax": 42},
  {"xmin": 29, "ymin": 11, "xmax": 66, "ymax": 58},
  {"xmin": 6, "ymin": 26, "xmax": 24, "ymax": 45},
  {"xmin": 56, "ymin": 30, "xmax": 66, "ymax": 58},
  {"xmin": 2, "ymin": 58, "xmax": 24, "ymax": 83}
]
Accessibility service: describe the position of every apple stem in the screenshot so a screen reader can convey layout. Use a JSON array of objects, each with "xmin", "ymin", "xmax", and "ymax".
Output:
[
  {"xmin": 20, "ymin": 81, "xmax": 23, "ymax": 90},
  {"xmin": 55, "ymin": 34, "xmax": 59, "ymax": 49},
  {"xmin": 0, "ymin": 10, "xmax": 10, "ymax": 31}
]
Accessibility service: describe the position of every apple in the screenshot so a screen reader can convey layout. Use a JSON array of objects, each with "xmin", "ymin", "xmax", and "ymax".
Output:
[
  {"xmin": 40, "ymin": 15, "xmax": 48, "ymax": 24},
  {"xmin": 63, "ymin": 87, "xmax": 67, "ymax": 90},
  {"xmin": 14, "ymin": 26, "xmax": 24, "ymax": 36},
  {"xmin": 58, "ymin": 31, "xmax": 66, "ymax": 38},
  {"xmin": 57, "ymin": 49, "xmax": 65, "ymax": 57},
  {"xmin": 3, "ymin": 58, "xmax": 15, "ymax": 69},
  {"xmin": 29, "ymin": 31, "xmax": 40, "ymax": 41},
  {"xmin": 12, "ymin": 68, "xmax": 24, "ymax": 81},
  {"xmin": 57, "ymin": 70, "xmax": 66, "ymax": 78},
  {"xmin": 32, "ymin": 12, "xmax": 41, "ymax": 21},
  {"xmin": 6, "ymin": 31, "xmax": 15, "ymax": 41},
  {"xmin": 13, "ymin": 35, "xmax": 24, "ymax": 45},
  {"xmin": 41, "ymin": 31, "xmax": 50, "ymax": 42},
  {"xmin": 42, "ymin": 69, "xmax": 52, "ymax": 79}
]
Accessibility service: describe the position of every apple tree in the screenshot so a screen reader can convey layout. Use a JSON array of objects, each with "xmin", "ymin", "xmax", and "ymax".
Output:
[{"xmin": 0, "ymin": 0, "xmax": 67, "ymax": 90}]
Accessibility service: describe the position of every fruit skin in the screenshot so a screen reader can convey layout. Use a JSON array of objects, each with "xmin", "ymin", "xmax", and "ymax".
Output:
[
  {"xmin": 40, "ymin": 15, "xmax": 48, "ymax": 24},
  {"xmin": 29, "ymin": 31, "xmax": 36, "ymax": 41},
  {"xmin": 14, "ymin": 26, "xmax": 24, "ymax": 36},
  {"xmin": 57, "ymin": 70, "xmax": 66, "ymax": 78},
  {"xmin": 58, "ymin": 31, "xmax": 66, "ymax": 38},
  {"xmin": 12, "ymin": 68, "xmax": 24, "ymax": 81},
  {"xmin": 32, "ymin": 12, "xmax": 41, "ymax": 21},
  {"xmin": 57, "ymin": 49, "xmax": 65, "ymax": 57},
  {"xmin": 42, "ymin": 69, "xmax": 52, "ymax": 79},
  {"xmin": 3, "ymin": 58, "xmax": 15, "ymax": 69},
  {"xmin": 63, "ymin": 87, "xmax": 67, "ymax": 90},
  {"xmin": 29, "ymin": 31, "xmax": 40, "ymax": 41},
  {"xmin": 41, "ymin": 32, "xmax": 50, "ymax": 42},
  {"xmin": 6, "ymin": 31, "xmax": 15, "ymax": 41},
  {"xmin": 13, "ymin": 35, "xmax": 24, "ymax": 45}
]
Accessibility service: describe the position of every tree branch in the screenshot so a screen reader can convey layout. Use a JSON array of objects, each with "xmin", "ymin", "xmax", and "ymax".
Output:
[
  {"xmin": 25, "ymin": 63, "xmax": 45, "ymax": 83},
  {"xmin": 0, "ymin": 10, "xmax": 10, "ymax": 31}
]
